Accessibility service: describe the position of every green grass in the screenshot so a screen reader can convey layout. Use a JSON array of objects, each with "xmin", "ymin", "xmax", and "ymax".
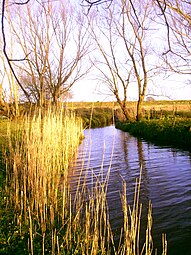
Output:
[
  {"xmin": 75, "ymin": 107, "xmax": 114, "ymax": 128},
  {"xmin": 116, "ymin": 119, "xmax": 191, "ymax": 151}
]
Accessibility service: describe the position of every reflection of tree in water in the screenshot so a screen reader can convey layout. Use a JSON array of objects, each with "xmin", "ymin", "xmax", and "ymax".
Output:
[
  {"xmin": 121, "ymin": 134, "xmax": 150, "ymax": 202},
  {"xmin": 136, "ymin": 139, "xmax": 151, "ymax": 246},
  {"xmin": 117, "ymin": 132, "xmax": 150, "ymax": 204},
  {"xmin": 121, "ymin": 131, "xmax": 130, "ymax": 169},
  {"xmin": 137, "ymin": 139, "xmax": 150, "ymax": 201},
  {"xmin": 113, "ymin": 132, "xmax": 153, "ymax": 248}
]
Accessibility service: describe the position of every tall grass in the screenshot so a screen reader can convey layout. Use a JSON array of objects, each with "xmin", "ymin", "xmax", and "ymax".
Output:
[
  {"xmin": 5, "ymin": 108, "xmax": 84, "ymax": 254},
  {"xmin": 3, "ymin": 107, "xmax": 167, "ymax": 254}
]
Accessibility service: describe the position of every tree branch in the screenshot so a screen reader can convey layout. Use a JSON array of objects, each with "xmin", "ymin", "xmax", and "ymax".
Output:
[
  {"xmin": 155, "ymin": 0, "xmax": 172, "ymax": 54},
  {"xmin": 1, "ymin": 0, "xmax": 31, "ymax": 101},
  {"xmin": 81, "ymin": 0, "xmax": 112, "ymax": 13},
  {"xmin": 14, "ymin": 0, "xmax": 30, "ymax": 5}
]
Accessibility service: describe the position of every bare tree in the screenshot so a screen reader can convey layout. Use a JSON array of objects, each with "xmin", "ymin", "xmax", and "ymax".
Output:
[
  {"xmin": 154, "ymin": 0, "xmax": 191, "ymax": 75},
  {"xmin": 90, "ymin": 0, "xmax": 157, "ymax": 120},
  {"xmin": 2, "ymin": 0, "xmax": 91, "ymax": 106}
]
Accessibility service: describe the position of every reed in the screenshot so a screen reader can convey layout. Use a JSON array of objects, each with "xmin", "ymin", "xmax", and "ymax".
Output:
[
  {"xmin": 3, "ymin": 107, "xmax": 167, "ymax": 254},
  {"xmin": 115, "ymin": 168, "xmax": 167, "ymax": 255},
  {"xmin": 5, "ymin": 107, "xmax": 84, "ymax": 254}
]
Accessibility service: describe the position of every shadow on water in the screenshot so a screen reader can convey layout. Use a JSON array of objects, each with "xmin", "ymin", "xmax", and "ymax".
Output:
[{"xmin": 69, "ymin": 125, "xmax": 191, "ymax": 255}]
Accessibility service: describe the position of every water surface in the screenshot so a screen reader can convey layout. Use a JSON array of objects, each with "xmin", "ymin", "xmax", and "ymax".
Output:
[{"xmin": 69, "ymin": 126, "xmax": 191, "ymax": 255}]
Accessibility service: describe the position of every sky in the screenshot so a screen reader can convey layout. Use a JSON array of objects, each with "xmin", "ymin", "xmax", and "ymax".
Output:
[{"xmin": 71, "ymin": 71, "xmax": 191, "ymax": 102}]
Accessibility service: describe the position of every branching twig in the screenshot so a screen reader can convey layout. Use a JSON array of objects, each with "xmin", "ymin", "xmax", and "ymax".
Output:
[
  {"xmin": 155, "ymin": 0, "xmax": 172, "ymax": 54},
  {"xmin": 129, "ymin": 0, "xmax": 142, "ymax": 29},
  {"xmin": 81, "ymin": 0, "xmax": 112, "ymax": 13}
]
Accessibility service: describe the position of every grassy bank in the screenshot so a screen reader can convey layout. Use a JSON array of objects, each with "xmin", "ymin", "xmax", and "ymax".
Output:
[
  {"xmin": 0, "ymin": 108, "xmax": 167, "ymax": 254},
  {"xmin": 75, "ymin": 107, "xmax": 114, "ymax": 128},
  {"xmin": 71, "ymin": 100, "xmax": 191, "ymax": 128},
  {"xmin": 116, "ymin": 119, "xmax": 191, "ymax": 152},
  {"xmin": 1, "ymin": 100, "xmax": 190, "ymax": 128}
]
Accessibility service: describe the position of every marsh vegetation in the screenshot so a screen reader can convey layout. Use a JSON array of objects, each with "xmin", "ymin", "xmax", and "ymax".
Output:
[{"xmin": 0, "ymin": 106, "xmax": 168, "ymax": 254}]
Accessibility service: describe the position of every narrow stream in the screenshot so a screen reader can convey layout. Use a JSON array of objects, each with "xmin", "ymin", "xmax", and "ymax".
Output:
[{"xmin": 69, "ymin": 126, "xmax": 191, "ymax": 255}]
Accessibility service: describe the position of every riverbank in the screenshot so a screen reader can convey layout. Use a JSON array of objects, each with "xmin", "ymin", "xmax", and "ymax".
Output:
[{"xmin": 115, "ymin": 119, "xmax": 191, "ymax": 152}]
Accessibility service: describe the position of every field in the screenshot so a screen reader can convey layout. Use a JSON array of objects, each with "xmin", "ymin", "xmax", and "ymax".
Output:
[
  {"xmin": 1, "ymin": 100, "xmax": 190, "ymax": 120},
  {"xmin": 67, "ymin": 100, "xmax": 191, "ymax": 112},
  {"xmin": 66, "ymin": 100, "xmax": 190, "ymax": 108}
]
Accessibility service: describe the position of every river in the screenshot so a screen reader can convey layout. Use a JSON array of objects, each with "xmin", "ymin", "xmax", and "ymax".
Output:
[{"xmin": 69, "ymin": 125, "xmax": 191, "ymax": 255}]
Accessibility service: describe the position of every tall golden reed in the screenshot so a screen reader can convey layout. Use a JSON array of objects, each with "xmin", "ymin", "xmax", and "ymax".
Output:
[{"xmin": 5, "ymin": 107, "xmax": 84, "ymax": 254}]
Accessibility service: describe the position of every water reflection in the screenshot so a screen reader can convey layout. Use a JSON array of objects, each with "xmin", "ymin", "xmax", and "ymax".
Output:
[{"xmin": 69, "ymin": 126, "xmax": 191, "ymax": 255}]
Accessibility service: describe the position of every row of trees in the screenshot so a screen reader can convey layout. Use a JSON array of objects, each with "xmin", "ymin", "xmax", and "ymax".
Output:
[{"xmin": 1, "ymin": 0, "xmax": 190, "ymax": 120}]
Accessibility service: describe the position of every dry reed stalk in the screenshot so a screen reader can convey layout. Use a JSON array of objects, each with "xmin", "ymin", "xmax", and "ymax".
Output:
[
  {"xmin": 120, "ymin": 179, "xmax": 142, "ymax": 255},
  {"xmin": 162, "ymin": 234, "xmax": 167, "ymax": 255}
]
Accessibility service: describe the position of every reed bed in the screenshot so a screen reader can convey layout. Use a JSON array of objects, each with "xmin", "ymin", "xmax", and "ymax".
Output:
[
  {"xmin": 2, "ymin": 107, "xmax": 167, "ymax": 254},
  {"xmin": 5, "ymin": 108, "xmax": 84, "ymax": 254}
]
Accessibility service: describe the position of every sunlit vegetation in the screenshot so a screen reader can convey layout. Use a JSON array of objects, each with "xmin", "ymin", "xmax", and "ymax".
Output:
[
  {"xmin": 66, "ymin": 100, "xmax": 191, "ymax": 129},
  {"xmin": 66, "ymin": 100, "xmax": 191, "ymax": 111},
  {"xmin": 75, "ymin": 107, "xmax": 114, "ymax": 128},
  {"xmin": 116, "ymin": 119, "xmax": 191, "ymax": 151},
  {"xmin": 0, "ymin": 107, "xmax": 167, "ymax": 254},
  {"xmin": 0, "ymin": 108, "xmax": 83, "ymax": 254},
  {"xmin": 115, "ymin": 100, "xmax": 191, "ymax": 151}
]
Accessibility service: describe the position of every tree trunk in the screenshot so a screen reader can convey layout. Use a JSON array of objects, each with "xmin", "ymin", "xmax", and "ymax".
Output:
[
  {"xmin": 136, "ymin": 95, "xmax": 144, "ymax": 121},
  {"xmin": 0, "ymin": 84, "xmax": 3, "ymax": 106},
  {"xmin": 114, "ymin": 90, "xmax": 134, "ymax": 121}
]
